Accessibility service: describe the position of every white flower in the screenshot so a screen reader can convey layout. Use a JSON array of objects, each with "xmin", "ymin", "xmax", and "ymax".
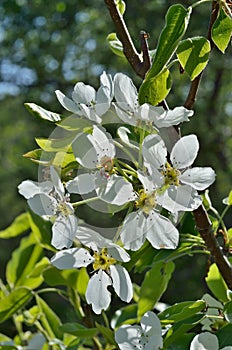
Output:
[
  {"xmin": 113, "ymin": 72, "xmax": 193, "ymax": 128},
  {"xmin": 142, "ymin": 134, "xmax": 216, "ymax": 212},
  {"xmin": 190, "ymin": 332, "xmax": 232, "ymax": 350},
  {"xmin": 115, "ymin": 311, "xmax": 163, "ymax": 350},
  {"xmin": 120, "ymin": 170, "xmax": 179, "ymax": 251},
  {"xmin": 51, "ymin": 226, "xmax": 133, "ymax": 314},
  {"xmin": 67, "ymin": 125, "xmax": 135, "ymax": 206},
  {"xmin": 18, "ymin": 167, "xmax": 78, "ymax": 249},
  {"xmin": 55, "ymin": 71, "xmax": 113, "ymax": 123}
]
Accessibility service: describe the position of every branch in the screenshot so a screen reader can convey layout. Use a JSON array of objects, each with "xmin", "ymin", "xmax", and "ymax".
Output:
[{"xmin": 104, "ymin": 0, "xmax": 150, "ymax": 78}]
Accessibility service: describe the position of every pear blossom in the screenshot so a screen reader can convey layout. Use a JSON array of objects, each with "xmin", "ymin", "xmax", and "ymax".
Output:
[
  {"xmin": 55, "ymin": 71, "xmax": 113, "ymax": 123},
  {"xmin": 190, "ymin": 332, "xmax": 232, "ymax": 350},
  {"xmin": 115, "ymin": 311, "xmax": 163, "ymax": 350},
  {"xmin": 18, "ymin": 167, "xmax": 78, "ymax": 249},
  {"xmin": 51, "ymin": 226, "xmax": 133, "ymax": 314},
  {"xmin": 142, "ymin": 134, "xmax": 216, "ymax": 212},
  {"xmin": 67, "ymin": 125, "xmax": 136, "ymax": 206},
  {"xmin": 120, "ymin": 170, "xmax": 179, "ymax": 251},
  {"xmin": 113, "ymin": 72, "xmax": 193, "ymax": 128}
]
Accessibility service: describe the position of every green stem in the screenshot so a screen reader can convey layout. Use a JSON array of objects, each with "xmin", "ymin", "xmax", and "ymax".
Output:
[
  {"xmin": 72, "ymin": 196, "xmax": 99, "ymax": 207},
  {"xmin": 165, "ymin": 249, "xmax": 210, "ymax": 263},
  {"xmin": 191, "ymin": 0, "xmax": 213, "ymax": 9}
]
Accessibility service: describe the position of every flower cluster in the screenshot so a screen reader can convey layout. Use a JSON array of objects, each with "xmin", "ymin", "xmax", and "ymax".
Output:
[{"xmin": 18, "ymin": 72, "xmax": 216, "ymax": 315}]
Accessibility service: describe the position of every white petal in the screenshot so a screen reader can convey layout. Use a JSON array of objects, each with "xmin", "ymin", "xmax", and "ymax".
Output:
[
  {"xmin": 146, "ymin": 211, "xmax": 179, "ymax": 249},
  {"xmin": 110, "ymin": 265, "xmax": 133, "ymax": 302},
  {"xmin": 86, "ymin": 270, "xmax": 112, "ymax": 314},
  {"xmin": 72, "ymin": 82, "xmax": 96, "ymax": 105},
  {"xmin": 190, "ymin": 332, "xmax": 219, "ymax": 350},
  {"xmin": 114, "ymin": 103, "xmax": 137, "ymax": 126},
  {"xmin": 171, "ymin": 134, "xmax": 199, "ymax": 169},
  {"xmin": 96, "ymin": 86, "xmax": 111, "ymax": 115},
  {"xmin": 179, "ymin": 167, "xmax": 216, "ymax": 190},
  {"xmin": 28, "ymin": 193, "xmax": 56, "ymax": 216},
  {"xmin": 142, "ymin": 134, "xmax": 167, "ymax": 170},
  {"xmin": 72, "ymin": 132, "xmax": 98, "ymax": 169},
  {"xmin": 18, "ymin": 180, "xmax": 53, "ymax": 199},
  {"xmin": 50, "ymin": 166, "xmax": 65, "ymax": 197},
  {"xmin": 51, "ymin": 247, "xmax": 94, "ymax": 269},
  {"xmin": 51, "ymin": 214, "xmax": 78, "ymax": 249},
  {"xmin": 117, "ymin": 127, "xmax": 139, "ymax": 150},
  {"xmin": 77, "ymin": 103, "xmax": 102, "ymax": 123},
  {"xmin": 66, "ymin": 173, "xmax": 95, "ymax": 194},
  {"xmin": 115, "ymin": 325, "xmax": 143, "ymax": 350},
  {"xmin": 90, "ymin": 125, "xmax": 115, "ymax": 160},
  {"xmin": 114, "ymin": 73, "xmax": 138, "ymax": 110},
  {"xmin": 120, "ymin": 211, "xmax": 147, "ymax": 251},
  {"xmin": 154, "ymin": 106, "xmax": 193, "ymax": 128},
  {"xmin": 75, "ymin": 225, "xmax": 110, "ymax": 250},
  {"xmin": 137, "ymin": 170, "xmax": 157, "ymax": 193},
  {"xmin": 100, "ymin": 71, "xmax": 113, "ymax": 99},
  {"xmin": 95, "ymin": 174, "xmax": 135, "ymax": 206},
  {"xmin": 141, "ymin": 311, "xmax": 162, "ymax": 339},
  {"xmin": 158, "ymin": 185, "xmax": 202, "ymax": 212},
  {"xmin": 137, "ymin": 104, "xmax": 163, "ymax": 124},
  {"xmin": 107, "ymin": 245, "xmax": 131, "ymax": 262},
  {"xmin": 55, "ymin": 90, "xmax": 79, "ymax": 113}
]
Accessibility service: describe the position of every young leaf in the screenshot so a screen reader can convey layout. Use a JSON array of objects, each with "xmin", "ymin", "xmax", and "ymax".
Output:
[
  {"xmin": 0, "ymin": 212, "xmax": 30, "ymax": 239},
  {"xmin": 146, "ymin": 4, "xmax": 192, "ymax": 80},
  {"xmin": 212, "ymin": 7, "xmax": 232, "ymax": 53},
  {"xmin": 25, "ymin": 103, "xmax": 62, "ymax": 122},
  {"xmin": 35, "ymin": 134, "xmax": 75, "ymax": 152},
  {"xmin": 35, "ymin": 295, "xmax": 62, "ymax": 340},
  {"xmin": 159, "ymin": 300, "xmax": 206, "ymax": 323},
  {"xmin": 177, "ymin": 37, "xmax": 211, "ymax": 80},
  {"xmin": 138, "ymin": 67, "xmax": 172, "ymax": 105},
  {"xmin": 137, "ymin": 260, "xmax": 175, "ymax": 317},
  {"xmin": 205, "ymin": 262, "xmax": 229, "ymax": 303},
  {"xmin": 107, "ymin": 33, "xmax": 125, "ymax": 58},
  {"xmin": 0, "ymin": 287, "xmax": 33, "ymax": 324}
]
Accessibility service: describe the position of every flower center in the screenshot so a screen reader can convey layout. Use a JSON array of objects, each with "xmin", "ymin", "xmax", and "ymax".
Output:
[
  {"xmin": 93, "ymin": 248, "xmax": 116, "ymax": 271},
  {"xmin": 162, "ymin": 162, "xmax": 180, "ymax": 186},
  {"xmin": 56, "ymin": 201, "xmax": 72, "ymax": 217},
  {"xmin": 100, "ymin": 156, "xmax": 114, "ymax": 173},
  {"xmin": 135, "ymin": 190, "xmax": 156, "ymax": 215}
]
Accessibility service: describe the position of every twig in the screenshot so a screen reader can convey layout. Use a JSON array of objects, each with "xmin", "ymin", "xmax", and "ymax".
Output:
[
  {"xmin": 104, "ymin": 0, "xmax": 150, "ymax": 78},
  {"xmin": 104, "ymin": 0, "xmax": 232, "ymax": 287}
]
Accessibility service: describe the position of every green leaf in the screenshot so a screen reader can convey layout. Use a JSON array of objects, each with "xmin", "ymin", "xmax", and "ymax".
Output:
[
  {"xmin": 35, "ymin": 295, "xmax": 62, "ymax": 339},
  {"xmin": 35, "ymin": 134, "xmax": 75, "ymax": 152},
  {"xmin": 107, "ymin": 33, "xmax": 125, "ymax": 58},
  {"xmin": 146, "ymin": 4, "xmax": 192, "ymax": 79},
  {"xmin": 6, "ymin": 234, "xmax": 43, "ymax": 287},
  {"xmin": 165, "ymin": 333, "xmax": 194, "ymax": 350},
  {"xmin": 60, "ymin": 323, "xmax": 97, "ymax": 338},
  {"xmin": 25, "ymin": 102, "xmax": 62, "ymax": 122},
  {"xmin": 159, "ymin": 300, "xmax": 206, "ymax": 323},
  {"xmin": 0, "ymin": 287, "xmax": 32, "ymax": 323},
  {"xmin": 205, "ymin": 262, "xmax": 229, "ymax": 303},
  {"xmin": 0, "ymin": 212, "xmax": 30, "ymax": 238},
  {"xmin": 177, "ymin": 37, "xmax": 210, "ymax": 80},
  {"xmin": 57, "ymin": 115, "xmax": 93, "ymax": 131},
  {"xmin": 95, "ymin": 322, "xmax": 117, "ymax": 346},
  {"xmin": 137, "ymin": 260, "xmax": 175, "ymax": 317},
  {"xmin": 138, "ymin": 67, "xmax": 172, "ymax": 106},
  {"xmin": 224, "ymin": 300, "xmax": 232, "ymax": 323},
  {"xmin": 212, "ymin": 7, "xmax": 232, "ymax": 53},
  {"xmin": 216, "ymin": 324, "xmax": 232, "ymax": 347},
  {"xmin": 28, "ymin": 210, "xmax": 53, "ymax": 250},
  {"xmin": 23, "ymin": 148, "xmax": 54, "ymax": 165}
]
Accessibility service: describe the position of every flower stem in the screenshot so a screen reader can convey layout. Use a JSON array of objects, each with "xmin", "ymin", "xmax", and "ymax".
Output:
[{"xmin": 72, "ymin": 196, "xmax": 99, "ymax": 207}]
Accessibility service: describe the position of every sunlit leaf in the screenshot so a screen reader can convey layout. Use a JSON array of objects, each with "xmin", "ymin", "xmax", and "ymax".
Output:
[
  {"xmin": 25, "ymin": 102, "xmax": 62, "ymax": 122},
  {"xmin": 0, "ymin": 287, "xmax": 32, "ymax": 324},
  {"xmin": 107, "ymin": 33, "xmax": 125, "ymax": 58},
  {"xmin": 159, "ymin": 300, "xmax": 206, "ymax": 323},
  {"xmin": 138, "ymin": 67, "xmax": 172, "ymax": 105},
  {"xmin": 177, "ymin": 37, "xmax": 210, "ymax": 80},
  {"xmin": 137, "ymin": 260, "xmax": 175, "ymax": 317},
  {"xmin": 0, "ymin": 212, "xmax": 30, "ymax": 239},
  {"xmin": 212, "ymin": 7, "xmax": 232, "ymax": 53},
  {"xmin": 205, "ymin": 262, "xmax": 230, "ymax": 303}
]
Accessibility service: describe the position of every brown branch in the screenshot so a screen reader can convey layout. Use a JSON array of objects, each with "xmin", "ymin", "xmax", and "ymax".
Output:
[{"xmin": 104, "ymin": 0, "xmax": 150, "ymax": 78}]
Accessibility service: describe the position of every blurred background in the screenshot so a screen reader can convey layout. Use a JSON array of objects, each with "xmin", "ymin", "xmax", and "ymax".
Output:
[{"xmin": 0, "ymin": 0, "xmax": 231, "ymax": 306}]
